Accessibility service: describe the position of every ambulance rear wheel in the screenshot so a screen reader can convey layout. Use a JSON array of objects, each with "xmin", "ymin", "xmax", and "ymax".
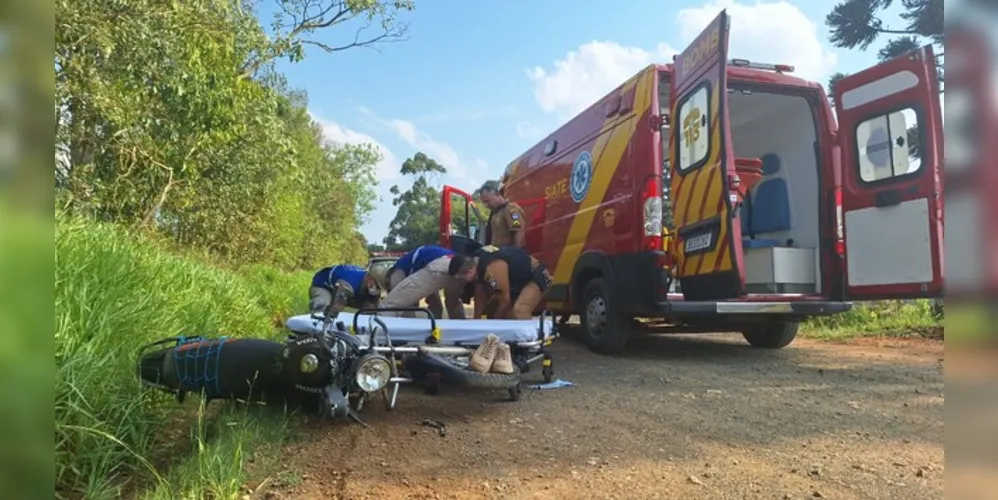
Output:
[
  {"xmin": 741, "ymin": 321, "xmax": 799, "ymax": 349},
  {"xmin": 580, "ymin": 278, "xmax": 630, "ymax": 354}
]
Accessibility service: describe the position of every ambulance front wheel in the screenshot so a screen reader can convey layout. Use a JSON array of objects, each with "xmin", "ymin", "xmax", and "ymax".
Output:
[
  {"xmin": 580, "ymin": 277, "xmax": 630, "ymax": 355},
  {"xmin": 741, "ymin": 321, "xmax": 799, "ymax": 349}
]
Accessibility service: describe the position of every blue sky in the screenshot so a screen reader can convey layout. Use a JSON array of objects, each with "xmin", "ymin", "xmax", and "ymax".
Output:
[{"xmin": 268, "ymin": 0, "xmax": 915, "ymax": 244}]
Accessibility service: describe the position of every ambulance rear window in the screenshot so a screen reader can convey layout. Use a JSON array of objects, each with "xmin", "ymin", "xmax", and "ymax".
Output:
[{"xmin": 676, "ymin": 83, "xmax": 712, "ymax": 172}]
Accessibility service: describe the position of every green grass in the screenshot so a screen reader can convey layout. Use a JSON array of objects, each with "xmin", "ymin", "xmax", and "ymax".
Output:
[
  {"xmin": 139, "ymin": 400, "xmax": 300, "ymax": 500},
  {"xmin": 801, "ymin": 299, "xmax": 942, "ymax": 341},
  {"xmin": 54, "ymin": 215, "xmax": 315, "ymax": 499}
]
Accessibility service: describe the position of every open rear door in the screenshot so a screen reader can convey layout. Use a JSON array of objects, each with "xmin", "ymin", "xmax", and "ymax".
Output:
[
  {"xmin": 668, "ymin": 10, "xmax": 744, "ymax": 300},
  {"xmin": 834, "ymin": 45, "xmax": 944, "ymax": 299},
  {"xmin": 439, "ymin": 185, "xmax": 485, "ymax": 255}
]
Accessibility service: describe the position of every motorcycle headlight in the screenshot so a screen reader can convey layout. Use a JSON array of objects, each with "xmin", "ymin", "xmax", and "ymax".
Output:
[
  {"xmin": 354, "ymin": 353, "xmax": 391, "ymax": 393},
  {"xmin": 299, "ymin": 353, "xmax": 320, "ymax": 374}
]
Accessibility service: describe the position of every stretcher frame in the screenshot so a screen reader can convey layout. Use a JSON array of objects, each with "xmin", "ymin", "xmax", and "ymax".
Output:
[{"xmin": 285, "ymin": 307, "xmax": 559, "ymax": 410}]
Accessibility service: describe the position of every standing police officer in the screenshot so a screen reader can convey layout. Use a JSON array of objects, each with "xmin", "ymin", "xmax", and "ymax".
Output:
[{"xmin": 477, "ymin": 180, "xmax": 526, "ymax": 248}]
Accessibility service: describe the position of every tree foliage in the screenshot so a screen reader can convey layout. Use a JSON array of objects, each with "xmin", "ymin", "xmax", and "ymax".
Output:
[
  {"xmin": 382, "ymin": 152, "xmax": 447, "ymax": 251},
  {"xmin": 54, "ymin": 0, "xmax": 410, "ymax": 270},
  {"xmin": 825, "ymin": 0, "xmax": 943, "ymax": 103},
  {"xmin": 251, "ymin": 0, "xmax": 415, "ymax": 79},
  {"xmin": 826, "ymin": 0, "xmax": 942, "ymax": 51}
]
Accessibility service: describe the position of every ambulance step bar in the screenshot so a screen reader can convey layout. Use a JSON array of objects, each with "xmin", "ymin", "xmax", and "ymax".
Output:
[{"xmin": 653, "ymin": 298, "xmax": 852, "ymax": 316}]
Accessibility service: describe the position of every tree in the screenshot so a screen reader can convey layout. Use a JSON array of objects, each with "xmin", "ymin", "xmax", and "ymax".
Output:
[
  {"xmin": 826, "ymin": 72, "xmax": 848, "ymax": 107},
  {"xmin": 382, "ymin": 152, "xmax": 446, "ymax": 251},
  {"xmin": 54, "ymin": 0, "xmax": 388, "ymax": 273},
  {"xmin": 825, "ymin": 0, "xmax": 943, "ymax": 103},
  {"xmin": 246, "ymin": 0, "xmax": 415, "ymax": 79}
]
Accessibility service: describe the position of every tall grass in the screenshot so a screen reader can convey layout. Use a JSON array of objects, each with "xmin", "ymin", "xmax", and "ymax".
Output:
[
  {"xmin": 139, "ymin": 400, "xmax": 297, "ymax": 500},
  {"xmin": 55, "ymin": 216, "xmax": 312, "ymax": 498}
]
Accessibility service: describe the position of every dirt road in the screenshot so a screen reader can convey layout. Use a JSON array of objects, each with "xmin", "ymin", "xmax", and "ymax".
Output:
[{"xmin": 267, "ymin": 331, "xmax": 944, "ymax": 500}]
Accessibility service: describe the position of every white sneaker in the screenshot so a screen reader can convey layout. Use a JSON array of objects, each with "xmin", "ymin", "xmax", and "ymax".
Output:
[
  {"xmin": 491, "ymin": 343, "xmax": 514, "ymax": 374},
  {"xmin": 469, "ymin": 334, "xmax": 501, "ymax": 373}
]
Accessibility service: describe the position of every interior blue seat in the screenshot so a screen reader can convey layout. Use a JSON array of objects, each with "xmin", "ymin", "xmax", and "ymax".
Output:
[
  {"xmin": 740, "ymin": 197, "xmax": 752, "ymax": 234},
  {"xmin": 741, "ymin": 153, "xmax": 790, "ymax": 250}
]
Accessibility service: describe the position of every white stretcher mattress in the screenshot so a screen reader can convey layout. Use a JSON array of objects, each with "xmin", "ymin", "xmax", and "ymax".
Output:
[{"xmin": 284, "ymin": 311, "xmax": 554, "ymax": 345}]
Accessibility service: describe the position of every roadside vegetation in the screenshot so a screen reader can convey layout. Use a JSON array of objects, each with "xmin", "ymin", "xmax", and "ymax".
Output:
[
  {"xmin": 54, "ymin": 0, "xmax": 417, "ymax": 497},
  {"xmin": 801, "ymin": 299, "xmax": 942, "ymax": 341},
  {"xmin": 55, "ymin": 215, "xmax": 310, "ymax": 499}
]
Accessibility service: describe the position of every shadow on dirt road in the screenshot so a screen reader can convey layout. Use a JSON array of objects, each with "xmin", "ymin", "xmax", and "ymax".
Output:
[{"xmin": 268, "ymin": 331, "xmax": 944, "ymax": 500}]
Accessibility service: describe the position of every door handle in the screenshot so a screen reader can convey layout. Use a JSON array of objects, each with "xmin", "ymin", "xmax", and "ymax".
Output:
[
  {"xmin": 874, "ymin": 189, "xmax": 902, "ymax": 207},
  {"xmin": 874, "ymin": 184, "xmax": 920, "ymax": 208}
]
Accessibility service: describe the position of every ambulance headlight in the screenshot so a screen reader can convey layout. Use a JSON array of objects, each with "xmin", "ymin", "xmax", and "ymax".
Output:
[{"xmin": 354, "ymin": 354, "xmax": 391, "ymax": 392}]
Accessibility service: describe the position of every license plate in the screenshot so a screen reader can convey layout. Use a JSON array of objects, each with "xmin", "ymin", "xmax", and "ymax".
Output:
[{"xmin": 684, "ymin": 232, "xmax": 713, "ymax": 253}]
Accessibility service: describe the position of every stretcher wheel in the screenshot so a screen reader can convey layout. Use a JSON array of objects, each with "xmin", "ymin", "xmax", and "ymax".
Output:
[
  {"xmin": 508, "ymin": 383, "xmax": 522, "ymax": 402},
  {"xmin": 542, "ymin": 366, "xmax": 554, "ymax": 383}
]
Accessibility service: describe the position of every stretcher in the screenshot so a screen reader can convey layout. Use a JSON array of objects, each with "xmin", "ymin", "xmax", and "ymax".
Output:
[{"xmin": 284, "ymin": 307, "xmax": 560, "ymax": 401}]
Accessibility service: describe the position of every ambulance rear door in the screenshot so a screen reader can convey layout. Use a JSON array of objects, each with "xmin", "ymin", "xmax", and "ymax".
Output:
[{"xmin": 834, "ymin": 45, "xmax": 944, "ymax": 299}]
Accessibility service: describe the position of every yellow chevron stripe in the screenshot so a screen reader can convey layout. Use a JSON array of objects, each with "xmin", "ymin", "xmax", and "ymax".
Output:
[
  {"xmin": 697, "ymin": 87, "xmax": 727, "ymax": 273},
  {"xmin": 552, "ymin": 68, "xmax": 655, "ymax": 284},
  {"xmin": 718, "ymin": 215, "xmax": 733, "ymax": 272}
]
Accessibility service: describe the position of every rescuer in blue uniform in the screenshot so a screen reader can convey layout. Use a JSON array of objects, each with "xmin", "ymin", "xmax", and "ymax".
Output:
[
  {"xmin": 308, "ymin": 263, "xmax": 384, "ymax": 320},
  {"xmin": 380, "ymin": 245, "xmax": 477, "ymax": 319}
]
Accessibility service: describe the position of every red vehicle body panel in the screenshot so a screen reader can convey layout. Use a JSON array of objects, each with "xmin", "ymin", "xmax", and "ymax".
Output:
[{"xmin": 439, "ymin": 10, "xmax": 944, "ymax": 317}]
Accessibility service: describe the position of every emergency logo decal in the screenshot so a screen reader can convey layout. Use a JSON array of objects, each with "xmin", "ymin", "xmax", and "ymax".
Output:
[
  {"xmin": 510, "ymin": 211, "xmax": 521, "ymax": 228},
  {"xmin": 570, "ymin": 150, "xmax": 593, "ymax": 203}
]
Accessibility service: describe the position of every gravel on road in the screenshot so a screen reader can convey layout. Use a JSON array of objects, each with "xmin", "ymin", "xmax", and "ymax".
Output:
[{"xmin": 262, "ymin": 331, "xmax": 944, "ymax": 500}]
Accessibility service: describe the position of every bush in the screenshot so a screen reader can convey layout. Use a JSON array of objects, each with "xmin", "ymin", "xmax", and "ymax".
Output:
[{"xmin": 54, "ymin": 216, "xmax": 311, "ymax": 497}]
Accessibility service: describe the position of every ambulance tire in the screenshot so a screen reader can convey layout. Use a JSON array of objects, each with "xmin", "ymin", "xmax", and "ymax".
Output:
[
  {"xmin": 580, "ymin": 277, "xmax": 630, "ymax": 354},
  {"xmin": 741, "ymin": 321, "xmax": 799, "ymax": 349}
]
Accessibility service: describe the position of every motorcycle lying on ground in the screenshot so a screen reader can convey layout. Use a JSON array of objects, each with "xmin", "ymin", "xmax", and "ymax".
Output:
[
  {"xmin": 136, "ymin": 317, "xmax": 400, "ymax": 426},
  {"xmin": 136, "ymin": 307, "xmax": 526, "ymax": 425}
]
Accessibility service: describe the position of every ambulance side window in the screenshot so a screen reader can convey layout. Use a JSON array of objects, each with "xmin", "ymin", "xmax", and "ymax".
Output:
[
  {"xmin": 676, "ymin": 83, "xmax": 711, "ymax": 172},
  {"xmin": 855, "ymin": 107, "xmax": 922, "ymax": 183}
]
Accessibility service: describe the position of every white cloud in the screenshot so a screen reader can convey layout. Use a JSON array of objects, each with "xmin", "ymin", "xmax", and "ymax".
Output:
[
  {"xmin": 330, "ymin": 106, "xmax": 494, "ymax": 245},
  {"xmin": 676, "ymin": 0, "xmax": 837, "ymax": 84},
  {"xmin": 528, "ymin": 1, "xmax": 838, "ymax": 117},
  {"xmin": 527, "ymin": 41, "xmax": 678, "ymax": 118},
  {"xmin": 359, "ymin": 107, "xmax": 486, "ymax": 185},
  {"xmin": 310, "ymin": 113, "xmax": 399, "ymax": 181}
]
